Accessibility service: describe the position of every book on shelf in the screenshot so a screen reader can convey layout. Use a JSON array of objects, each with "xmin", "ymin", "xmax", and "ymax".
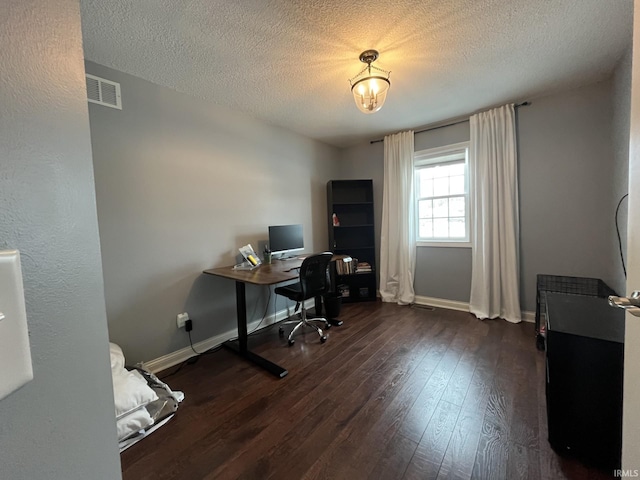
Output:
[
  {"xmin": 356, "ymin": 261, "xmax": 372, "ymax": 273},
  {"xmin": 336, "ymin": 257, "xmax": 357, "ymax": 275},
  {"xmin": 335, "ymin": 258, "xmax": 375, "ymax": 275}
]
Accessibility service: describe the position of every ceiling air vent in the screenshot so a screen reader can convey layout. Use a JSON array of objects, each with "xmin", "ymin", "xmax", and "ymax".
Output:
[{"xmin": 86, "ymin": 74, "xmax": 122, "ymax": 110}]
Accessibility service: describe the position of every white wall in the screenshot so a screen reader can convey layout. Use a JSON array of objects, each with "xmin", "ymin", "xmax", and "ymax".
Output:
[
  {"xmin": 0, "ymin": 3, "xmax": 121, "ymax": 479},
  {"xmin": 86, "ymin": 62, "xmax": 341, "ymax": 364}
]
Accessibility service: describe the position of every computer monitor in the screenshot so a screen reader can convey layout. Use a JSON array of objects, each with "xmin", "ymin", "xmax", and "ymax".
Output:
[{"xmin": 268, "ymin": 224, "xmax": 304, "ymax": 258}]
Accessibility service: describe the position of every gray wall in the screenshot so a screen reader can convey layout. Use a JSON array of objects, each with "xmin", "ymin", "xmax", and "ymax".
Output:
[
  {"xmin": 341, "ymin": 80, "xmax": 620, "ymax": 313},
  {"xmin": 518, "ymin": 80, "xmax": 616, "ymax": 310},
  {"xmin": 610, "ymin": 47, "xmax": 632, "ymax": 296},
  {"xmin": 85, "ymin": 62, "xmax": 340, "ymax": 364},
  {"xmin": 0, "ymin": 2, "xmax": 121, "ymax": 479}
]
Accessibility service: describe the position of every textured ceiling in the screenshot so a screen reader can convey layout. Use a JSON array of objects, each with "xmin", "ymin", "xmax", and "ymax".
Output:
[{"xmin": 79, "ymin": 0, "xmax": 633, "ymax": 148}]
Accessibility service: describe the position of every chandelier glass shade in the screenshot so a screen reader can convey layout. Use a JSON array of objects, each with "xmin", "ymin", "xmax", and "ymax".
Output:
[{"xmin": 349, "ymin": 50, "xmax": 391, "ymax": 114}]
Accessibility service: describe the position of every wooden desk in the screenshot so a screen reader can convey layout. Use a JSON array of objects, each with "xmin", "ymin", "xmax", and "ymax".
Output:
[{"xmin": 203, "ymin": 258, "xmax": 304, "ymax": 378}]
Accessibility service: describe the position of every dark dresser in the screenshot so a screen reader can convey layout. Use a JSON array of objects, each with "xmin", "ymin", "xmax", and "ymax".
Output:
[{"xmin": 545, "ymin": 292, "xmax": 625, "ymax": 469}]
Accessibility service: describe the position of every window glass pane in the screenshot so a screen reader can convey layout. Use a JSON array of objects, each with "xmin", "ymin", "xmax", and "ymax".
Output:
[
  {"xmin": 449, "ymin": 163, "xmax": 465, "ymax": 176},
  {"xmin": 432, "ymin": 165, "xmax": 449, "ymax": 179},
  {"xmin": 418, "ymin": 199, "xmax": 432, "ymax": 219},
  {"xmin": 450, "ymin": 175, "xmax": 465, "ymax": 195},
  {"xmin": 449, "ymin": 218, "xmax": 466, "ymax": 238},
  {"xmin": 419, "ymin": 177, "xmax": 433, "ymax": 197},
  {"xmin": 433, "ymin": 218, "xmax": 448, "ymax": 237},
  {"xmin": 449, "ymin": 196, "xmax": 465, "ymax": 216},
  {"xmin": 419, "ymin": 219, "xmax": 432, "ymax": 238},
  {"xmin": 433, "ymin": 198, "xmax": 447, "ymax": 217},
  {"xmin": 420, "ymin": 167, "xmax": 435, "ymax": 179},
  {"xmin": 433, "ymin": 177, "xmax": 449, "ymax": 196}
]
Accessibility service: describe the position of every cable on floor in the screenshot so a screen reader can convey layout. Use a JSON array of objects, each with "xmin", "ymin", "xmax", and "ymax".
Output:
[{"xmin": 162, "ymin": 285, "xmax": 274, "ymax": 380}]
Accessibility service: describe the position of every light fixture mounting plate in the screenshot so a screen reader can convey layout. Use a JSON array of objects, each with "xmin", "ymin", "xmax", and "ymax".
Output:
[{"xmin": 359, "ymin": 50, "xmax": 379, "ymax": 65}]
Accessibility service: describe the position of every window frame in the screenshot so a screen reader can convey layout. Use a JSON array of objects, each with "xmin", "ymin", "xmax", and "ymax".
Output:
[{"xmin": 414, "ymin": 141, "xmax": 471, "ymax": 248}]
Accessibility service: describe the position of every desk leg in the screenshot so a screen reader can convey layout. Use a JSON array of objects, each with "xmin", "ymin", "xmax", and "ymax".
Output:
[
  {"xmin": 236, "ymin": 281, "xmax": 248, "ymax": 352},
  {"xmin": 221, "ymin": 281, "xmax": 288, "ymax": 378}
]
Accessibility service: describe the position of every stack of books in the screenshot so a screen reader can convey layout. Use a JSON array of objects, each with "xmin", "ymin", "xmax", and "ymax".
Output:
[
  {"xmin": 356, "ymin": 262, "xmax": 372, "ymax": 273},
  {"xmin": 336, "ymin": 257, "xmax": 357, "ymax": 275}
]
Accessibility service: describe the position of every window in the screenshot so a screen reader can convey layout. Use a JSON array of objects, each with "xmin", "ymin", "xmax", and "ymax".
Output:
[{"xmin": 415, "ymin": 142, "xmax": 470, "ymax": 246}]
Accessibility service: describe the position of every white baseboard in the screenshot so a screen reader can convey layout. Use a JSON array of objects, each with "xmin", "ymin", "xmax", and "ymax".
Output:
[
  {"xmin": 413, "ymin": 295, "xmax": 535, "ymax": 323},
  {"xmin": 521, "ymin": 310, "xmax": 535, "ymax": 323},
  {"xmin": 142, "ymin": 299, "xmax": 314, "ymax": 374},
  {"xmin": 413, "ymin": 295, "xmax": 469, "ymax": 312},
  {"xmin": 144, "ymin": 296, "xmax": 535, "ymax": 374}
]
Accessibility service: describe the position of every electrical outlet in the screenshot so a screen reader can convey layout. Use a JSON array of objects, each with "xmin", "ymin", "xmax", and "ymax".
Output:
[{"xmin": 176, "ymin": 312, "xmax": 189, "ymax": 329}]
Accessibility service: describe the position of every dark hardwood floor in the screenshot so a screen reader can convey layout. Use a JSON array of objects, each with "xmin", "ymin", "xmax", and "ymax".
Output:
[{"xmin": 121, "ymin": 302, "xmax": 615, "ymax": 480}]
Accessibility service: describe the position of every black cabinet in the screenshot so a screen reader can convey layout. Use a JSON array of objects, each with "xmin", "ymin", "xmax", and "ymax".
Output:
[
  {"xmin": 545, "ymin": 293, "xmax": 624, "ymax": 470},
  {"xmin": 327, "ymin": 180, "xmax": 376, "ymax": 302}
]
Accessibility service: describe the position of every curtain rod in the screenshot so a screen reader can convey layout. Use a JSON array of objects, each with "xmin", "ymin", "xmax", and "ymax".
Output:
[{"xmin": 369, "ymin": 101, "xmax": 531, "ymax": 144}]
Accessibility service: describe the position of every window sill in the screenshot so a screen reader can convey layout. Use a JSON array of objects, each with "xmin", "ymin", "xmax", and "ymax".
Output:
[{"xmin": 417, "ymin": 241, "xmax": 471, "ymax": 248}]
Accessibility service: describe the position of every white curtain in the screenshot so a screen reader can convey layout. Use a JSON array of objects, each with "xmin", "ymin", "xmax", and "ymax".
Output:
[
  {"xmin": 469, "ymin": 104, "xmax": 522, "ymax": 323},
  {"xmin": 380, "ymin": 130, "xmax": 416, "ymax": 305}
]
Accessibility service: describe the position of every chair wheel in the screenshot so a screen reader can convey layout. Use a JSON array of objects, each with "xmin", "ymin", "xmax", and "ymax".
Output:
[
  {"xmin": 325, "ymin": 323, "xmax": 331, "ymax": 329},
  {"xmin": 320, "ymin": 335, "xmax": 327, "ymax": 343},
  {"xmin": 279, "ymin": 327, "xmax": 284, "ymax": 337},
  {"xmin": 288, "ymin": 339, "xmax": 295, "ymax": 346}
]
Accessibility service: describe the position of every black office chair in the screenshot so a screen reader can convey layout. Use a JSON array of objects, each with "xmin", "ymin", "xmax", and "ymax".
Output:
[{"xmin": 275, "ymin": 252, "xmax": 333, "ymax": 346}]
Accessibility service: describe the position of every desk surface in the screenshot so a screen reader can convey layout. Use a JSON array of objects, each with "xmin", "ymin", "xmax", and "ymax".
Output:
[
  {"xmin": 204, "ymin": 253, "xmax": 350, "ymax": 285},
  {"xmin": 204, "ymin": 257, "xmax": 303, "ymax": 285}
]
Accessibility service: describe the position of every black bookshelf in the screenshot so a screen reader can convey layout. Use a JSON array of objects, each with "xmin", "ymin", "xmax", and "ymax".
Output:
[{"xmin": 327, "ymin": 179, "xmax": 376, "ymax": 302}]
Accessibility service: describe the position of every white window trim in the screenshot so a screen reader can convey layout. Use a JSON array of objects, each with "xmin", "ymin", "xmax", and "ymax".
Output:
[
  {"xmin": 415, "ymin": 141, "xmax": 471, "ymax": 248},
  {"xmin": 416, "ymin": 240, "xmax": 472, "ymax": 248}
]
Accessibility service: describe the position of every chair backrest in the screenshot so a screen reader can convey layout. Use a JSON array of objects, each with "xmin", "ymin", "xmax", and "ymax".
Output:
[{"xmin": 299, "ymin": 252, "xmax": 333, "ymax": 299}]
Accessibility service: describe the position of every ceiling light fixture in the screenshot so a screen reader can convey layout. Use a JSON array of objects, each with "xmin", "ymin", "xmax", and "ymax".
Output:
[{"xmin": 349, "ymin": 50, "xmax": 391, "ymax": 114}]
